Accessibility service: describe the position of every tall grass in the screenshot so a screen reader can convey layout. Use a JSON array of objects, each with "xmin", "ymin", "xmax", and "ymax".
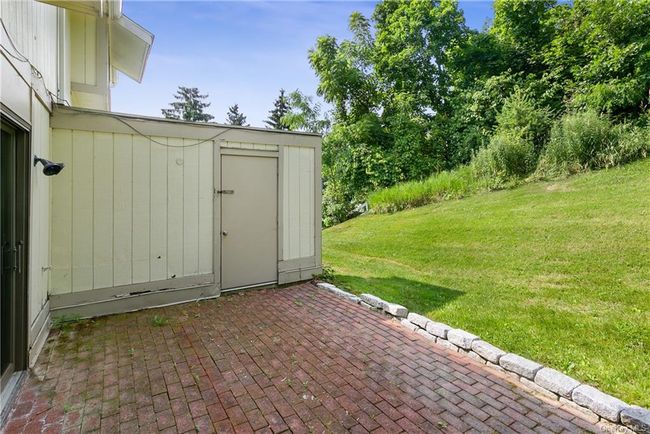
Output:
[
  {"xmin": 537, "ymin": 111, "xmax": 649, "ymax": 176},
  {"xmin": 368, "ymin": 166, "xmax": 476, "ymax": 213},
  {"xmin": 369, "ymin": 110, "xmax": 649, "ymax": 214}
]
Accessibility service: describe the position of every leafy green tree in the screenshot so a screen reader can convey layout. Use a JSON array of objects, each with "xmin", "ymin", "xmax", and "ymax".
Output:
[
  {"xmin": 543, "ymin": 0, "xmax": 650, "ymax": 118},
  {"xmin": 162, "ymin": 86, "xmax": 214, "ymax": 122},
  {"xmin": 310, "ymin": 0, "xmax": 650, "ymax": 225},
  {"xmin": 226, "ymin": 104, "xmax": 248, "ymax": 126},
  {"xmin": 309, "ymin": 12, "xmax": 379, "ymax": 122},
  {"xmin": 373, "ymin": 0, "xmax": 468, "ymax": 115},
  {"xmin": 490, "ymin": 0, "xmax": 556, "ymax": 75},
  {"xmin": 264, "ymin": 89, "xmax": 291, "ymax": 130},
  {"xmin": 282, "ymin": 90, "xmax": 330, "ymax": 134}
]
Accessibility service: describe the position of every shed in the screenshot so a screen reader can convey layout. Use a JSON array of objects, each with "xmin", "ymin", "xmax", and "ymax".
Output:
[{"xmin": 48, "ymin": 105, "xmax": 322, "ymax": 318}]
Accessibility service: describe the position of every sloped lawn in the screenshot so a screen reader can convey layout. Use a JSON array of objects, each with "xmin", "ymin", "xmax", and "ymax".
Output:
[{"xmin": 323, "ymin": 158, "xmax": 650, "ymax": 407}]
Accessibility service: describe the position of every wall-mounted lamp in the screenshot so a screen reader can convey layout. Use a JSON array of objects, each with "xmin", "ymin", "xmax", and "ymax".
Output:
[{"xmin": 34, "ymin": 156, "xmax": 65, "ymax": 176}]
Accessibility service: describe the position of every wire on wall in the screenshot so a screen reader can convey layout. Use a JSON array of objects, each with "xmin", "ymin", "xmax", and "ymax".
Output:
[
  {"xmin": 2, "ymin": 17, "xmax": 236, "ymax": 148},
  {"xmin": 1, "ymin": 18, "xmax": 71, "ymax": 106}
]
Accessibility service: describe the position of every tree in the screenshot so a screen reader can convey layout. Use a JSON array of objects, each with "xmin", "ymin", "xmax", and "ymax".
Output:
[
  {"xmin": 309, "ymin": 12, "xmax": 379, "ymax": 122},
  {"xmin": 264, "ymin": 89, "xmax": 290, "ymax": 130},
  {"xmin": 162, "ymin": 86, "xmax": 214, "ymax": 122},
  {"xmin": 226, "ymin": 104, "xmax": 248, "ymax": 126},
  {"xmin": 281, "ymin": 90, "xmax": 331, "ymax": 134},
  {"xmin": 373, "ymin": 0, "xmax": 468, "ymax": 115}
]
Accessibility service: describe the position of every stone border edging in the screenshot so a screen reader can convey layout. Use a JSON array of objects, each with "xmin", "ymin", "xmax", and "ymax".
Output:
[{"xmin": 314, "ymin": 281, "xmax": 650, "ymax": 434}]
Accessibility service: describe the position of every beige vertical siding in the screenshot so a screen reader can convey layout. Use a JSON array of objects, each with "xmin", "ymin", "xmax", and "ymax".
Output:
[
  {"xmin": 50, "ymin": 129, "xmax": 73, "ymax": 293},
  {"xmin": 0, "ymin": 0, "xmax": 58, "ymax": 95},
  {"xmin": 50, "ymin": 130, "xmax": 214, "ymax": 294},
  {"xmin": 93, "ymin": 132, "xmax": 114, "ymax": 288},
  {"xmin": 28, "ymin": 98, "xmax": 52, "ymax": 326},
  {"xmin": 132, "ymin": 135, "xmax": 151, "ymax": 283},
  {"xmin": 282, "ymin": 146, "xmax": 315, "ymax": 260},
  {"xmin": 222, "ymin": 141, "xmax": 278, "ymax": 152},
  {"xmin": 150, "ymin": 137, "xmax": 168, "ymax": 281},
  {"xmin": 68, "ymin": 11, "xmax": 96, "ymax": 85}
]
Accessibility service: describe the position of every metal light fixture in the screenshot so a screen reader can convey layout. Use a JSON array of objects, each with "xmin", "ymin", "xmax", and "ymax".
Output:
[{"xmin": 33, "ymin": 156, "xmax": 65, "ymax": 176}]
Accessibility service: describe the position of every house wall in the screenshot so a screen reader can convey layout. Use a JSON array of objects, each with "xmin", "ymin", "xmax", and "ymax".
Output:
[
  {"xmin": 68, "ymin": 11, "xmax": 110, "ymax": 110},
  {"xmin": 1, "ymin": 0, "xmax": 59, "ymax": 362},
  {"xmin": 49, "ymin": 107, "xmax": 322, "ymax": 316},
  {"xmin": 282, "ymin": 146, "xmax": 315, "ymax": 260},
  {"xmin": 0, "ymin": 1, "xmax": 59, "ymax": 98},
  {"xmin": 49, "ymin": 130, "xmax": 215, "ymax": 295},
  {"xmin": 28, "ymin": 96, "xmax": 52, "ymax": 351}
]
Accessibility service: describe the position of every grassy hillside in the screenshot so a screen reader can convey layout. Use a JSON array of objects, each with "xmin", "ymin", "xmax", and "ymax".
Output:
[{"xmin": 323, "ymin": 158, "xmax": 650, "ymax": 407}]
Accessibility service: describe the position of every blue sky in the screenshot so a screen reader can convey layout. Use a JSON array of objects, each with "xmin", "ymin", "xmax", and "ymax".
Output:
[{"xmin": 112, "ymin": 1, "xmax": 494, "ymax": 127}]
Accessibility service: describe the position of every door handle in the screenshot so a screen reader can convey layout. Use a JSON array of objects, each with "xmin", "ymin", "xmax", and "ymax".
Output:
[
  {"xmin": 217, "ymin": 190, "xmax": 234, "ymax": 195},
  {"xmin": 222, "ymin": 231, "xmax": 228, "ymax": 236}
]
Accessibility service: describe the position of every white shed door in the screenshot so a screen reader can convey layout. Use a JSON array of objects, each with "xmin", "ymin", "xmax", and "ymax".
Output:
[{"xmin": 220, "ymin": 154, "xmax": 278, "ymax": 290}]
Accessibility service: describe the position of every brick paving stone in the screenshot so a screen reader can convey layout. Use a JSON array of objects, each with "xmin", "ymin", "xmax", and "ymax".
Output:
[{"xmin": 3, "ymin": 283, "xmax": 600, "ymax": 433}]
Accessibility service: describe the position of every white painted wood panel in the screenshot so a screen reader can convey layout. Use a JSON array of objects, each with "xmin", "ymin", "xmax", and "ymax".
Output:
[
  {"xmin": 69, "ymin": 11, "xmax": 96, "ymax": 86},
  {"xmin": 167, "ymin": 138, "xmax": 184, "ymax": 279},
  {"xmin": 282, "ymin": 146, "xmax": 315, "ymax": 261},
  {"xmin": 299, "ymin": 147, "xmax": 315, "ymax": 258},
  {"xmin": 50, "ymin": 129, "xmax": 73, "ymax": 294},
  {"xmin": 93, "ymin": 132, "xmax": 113, "ymax": 289},
  {"xmin": 28, "ymin": 98, "xmax": 51, "ymax": 324},
  {"xmin": 113, "ymin": 133, "xmax": 133, "ymax": 286},
  {"xmin": 132, "ymin": 136, "xmax": 151, "ymax": 283},
  {"xmin": 222, "ymin": 141, "xmax": 278, "ymax": 151},
  {"xmin": 0, "ymin": 0, "xmax": 58, "ymax": 93},
  {"xmin": 71, "ymin": 130, "xmax": 94, "ymax": 291},
  {"xmin": 49, "ymin": 130, "xmax": 215, "ymax": 294},
  {"xmin": 69, "ymin": 10, "xmax": 85, "ymax": 84},
  {"xmin": 198, "ymin": 141, "xmax": 213, "ymax": 274},
  {"xmin": 150, "ymin": 137, "xmax": 168, "ymax": 281},
  {"xmin": 183, "ymin": 140, "xmax": 199, "ymax": 276}
]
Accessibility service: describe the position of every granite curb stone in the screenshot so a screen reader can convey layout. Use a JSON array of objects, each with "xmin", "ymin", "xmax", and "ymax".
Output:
[
  {"xmin": 425, "ymin": 321, "xmax": 451, "ymax": 339},
  {"xmin": 406, "ymin": 312, "xmax": 430, "ymax": 329},
  {"xmin": 572, "ymin": 384, "xmax": 628, "ymax": 422},
  {"xmin": 315, "ymin": 282, "xmax": 360, "ymax": 302},
  {"xmin": 621, "ymin": 407, "xmax": 650, "ymax": 434},
  {"xmin": 534, "ymin": 367, "xmax": 580, "ymax": 399},
  {"xmin": 447, "ymin": 329, "xmax": 479, "ymax": 350},
  {"xmin": 499, "ymin": 354, "xmax": 543, "ymax": 380},
  {"xmin": 400, "ymin": 318, "xmax": 418, "ymax": 331},
  {"xmin": 360, "ymin": 293, "xmax": 387, "ymax": 310},
  {"xmin": 383, "ymin": 302, "xmax": 408, "ymax": 318},
  {"xmin": 471, "ymin": 340, "xmax": 506, "ymax": 364}
]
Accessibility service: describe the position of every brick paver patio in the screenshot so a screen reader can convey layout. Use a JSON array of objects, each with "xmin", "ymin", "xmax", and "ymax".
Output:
[{"xmin": 3, "ymin": 283, "xmax": 601, "ymax": 433}]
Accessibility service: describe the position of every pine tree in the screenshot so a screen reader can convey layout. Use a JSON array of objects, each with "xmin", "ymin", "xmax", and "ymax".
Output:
[
  {"xmin": 226, "ymin": 104, "xmax": 248, "ymax": 126},
  {"xmin": 264, "ymin": 89, "xmax": 290, "ymax": 130},
  {"xmin": 161, "ymin": 86, "xmax": 214, "ymax": 122}
]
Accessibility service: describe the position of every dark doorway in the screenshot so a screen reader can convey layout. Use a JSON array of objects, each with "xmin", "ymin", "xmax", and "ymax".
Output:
[{"xmin": 0, "ymin": 117, "xmax": 29, "ymax": 410}]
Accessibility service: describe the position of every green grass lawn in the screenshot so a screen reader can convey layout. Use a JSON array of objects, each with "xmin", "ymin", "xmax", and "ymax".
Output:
[{"xmin": 323, "ymin": 158, "xmax": 650, "ymax": 407}]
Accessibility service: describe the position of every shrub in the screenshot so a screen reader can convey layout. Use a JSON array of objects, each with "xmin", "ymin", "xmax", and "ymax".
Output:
[
  {"xmin": 598, "ymin": 123, "xmax": 649, "ymax": 168},
  {"xmin": 368, "ymin": 166, "xmax": 476, "ymax": 213},
  {"xmin": 471, "ymin": 131, "xmax": 537, "ymax": 188},
  {"xmin": 496, "ymin": 89, "xmax": 552, "ymax": 155},
  {"xmin": 537, "ymin": 110, "xmax": 619, "ymax": 175}
]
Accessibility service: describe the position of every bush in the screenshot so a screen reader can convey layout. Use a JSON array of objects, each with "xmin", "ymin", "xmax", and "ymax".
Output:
[
  {"xmin": 368, "ymin": 166, "xmax": 476, "ymax": 213},
  {"xmin": 471, "ymin": 131, "xmax": 537, "ymax": 188},
  {"xmin": 537, "ymin": 110, "xmax": 619, "ymax": 175},
  {"xmin": 599, "ymin": 124, "xmax": 649, "ymax": 168},
  {"xmin": 496, "ymin": 89, "xmax": 552, "ymax": 155}
]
